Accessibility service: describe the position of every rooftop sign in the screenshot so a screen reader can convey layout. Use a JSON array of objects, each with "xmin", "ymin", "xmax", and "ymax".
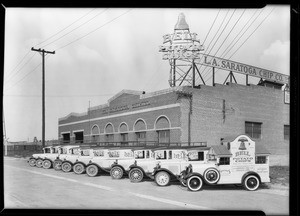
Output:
[
  {"xmin": 197, "ymin": 53, "xmax": 290, "ymax": 85},
  {"xmin": 159, "ymin": 13, "xmax": 204, "ymax": 60}
]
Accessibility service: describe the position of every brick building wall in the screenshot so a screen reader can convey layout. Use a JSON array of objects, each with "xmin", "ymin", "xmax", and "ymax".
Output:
[
  {"xmin": 180, "ymin": 83, "xmax": 289, "ymax": 165},
  {"xmin": 58, "ymin": 84, "xmax": 289, "ymax": 165}
]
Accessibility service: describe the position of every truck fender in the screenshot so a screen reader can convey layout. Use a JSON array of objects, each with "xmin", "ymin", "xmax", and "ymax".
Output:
[
  {"xmin": 73, "ymin": 161, "xmax": 86, "ymax": 167},
  {"xmin": 184, "ymin": 172, "xmax": 204, "ymax": 180},
  {"xmin": 152, "ymin": 168, "xmax": 175, "ymax": 177},
  {"xmin": 62, "ymin": 160, "xmax": 74, "ymax": 165},
  {"xmin": 241, "ymin": 171, "xmax": 261, "ymax": 184},
  {"xmin": 54, "ymin": 159, "xmax": 62, "ymax": 163},
  {"xmin": 86, "ymin": 162, "xmax": 104, "ymax": 171},
  {"xmin": 129, "ymin": 165, "xmax": 146, "ymax": 174},
  {"xmin": 111, "ymin": 164, "xmax": 125, "ymax": 172}
]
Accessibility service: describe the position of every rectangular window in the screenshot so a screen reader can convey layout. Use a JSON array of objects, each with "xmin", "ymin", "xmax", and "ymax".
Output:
[
  {"xmin": 255, "ymin": 156, "xmax": 267, "ymax": 164},
  {"xmin": 245, "ymin": 122, "xmax": 262, "ymax": 139},
  {"xmin": 284, "ymin": 125, "xmax": 289, "ymax": 140},
  {"xmin": 62, "ymin": 133, "xmax": 70, "ymax": 143},
  {"xmin": 157, "ymin": 130, "xmax": 170, "ymax": 143},
  {"xmin": 156, "ymin": 150, "xmax": 167, "ymax": 160},
  {"xmin": 188, "ymin": 151, "xmax": 204, "ymax": 161},
  {"xmin": 135, "ymin": 150, "xmax": 145, "ymax": 159},
  {"xmin": 74, "ymin": 131, "xmax": 84, "ymax": 143},
  {"xmin": 121, "ymin": 133, "xmax": 128, "ymax": 145},
  {"xmin": 106, "ymin": 134, "xmax": 114, "ymax": 142},
  {"xmin": 219, "ymin": 157, "xmax": 230, "ymax": 165}
]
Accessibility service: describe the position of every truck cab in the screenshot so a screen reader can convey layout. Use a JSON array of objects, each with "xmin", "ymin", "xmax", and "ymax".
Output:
[
  {"xmin": 28, "ymin": 146, "xmax": 61, "ymax": 168},
  {"xmin": 85, "ymin": 147, "xmax": 134, "ymax": 177},
  {"xmin": 72, "ymin": 147, "xmax": 107, "ymax": 175},
  {"xmin": 53, "ymin": 145, "xmax": 79, "ymax": 170},
  {"xmin": 151, "ymin": 146, "xmax": 210, "ymax": 186},
  {"xmin": 182, "ymin": 135, "xmax": 270, "ymax": 192}
]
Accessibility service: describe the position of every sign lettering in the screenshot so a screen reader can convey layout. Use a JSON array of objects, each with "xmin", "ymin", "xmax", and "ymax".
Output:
[{"xmin": 198, "ymin": 54, "xmax": 290, "ymax": 84}]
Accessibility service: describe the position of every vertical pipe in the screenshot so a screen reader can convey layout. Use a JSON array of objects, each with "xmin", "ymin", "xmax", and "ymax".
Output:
[
  {"xmin": 192, "ymin": 60, "xmax": 195, "ymax": 88},
  {"xmin": 212, "ymin": 67, "xmax": 215, "ymax": 86},
  {"xmin": 42, "ymin": 50, "xmax": 45, "ymax": 148},
  {"xmin": 246, "ymin": 74, "xmax": 249, "ymax": 85},
  {"xmin": 173, "ymin": 59, "xmax": 176, "ymax": 87}
]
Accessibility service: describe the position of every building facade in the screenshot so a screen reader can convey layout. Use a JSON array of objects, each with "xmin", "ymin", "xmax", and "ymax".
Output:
[{"xmin": 58, "ymin": 83, "xmax": 289, "ymax": 165}]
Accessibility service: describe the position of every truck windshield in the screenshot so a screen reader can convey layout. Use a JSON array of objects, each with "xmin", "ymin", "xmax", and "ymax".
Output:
[
  {"xmin": 155, "ymin": 151, "xmax": 167, "ymax": 160},
  {"xmin": 134, "ymin": 150, "xmax": 145, "ymax": 159},
  {"xmin": 44, "ymin": 148, "xmax": 51, "ymax": 153},
  {"xmin": 81, "ymin": 149, "xmax": 90, "ymax": 156}
]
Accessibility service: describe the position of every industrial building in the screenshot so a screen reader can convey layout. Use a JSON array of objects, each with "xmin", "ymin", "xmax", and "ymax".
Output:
[
  {"xmin": 58, "ymin": 13, "xmax": 289, "ymax": 165},
  {"xmin": 58, "ymin": 82, "xmax": 289, "ymax": 165}
]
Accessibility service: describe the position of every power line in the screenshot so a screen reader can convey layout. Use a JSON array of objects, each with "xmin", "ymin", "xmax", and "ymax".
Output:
[
  {"xmin": 228, "ymin": 7, "xmax": 276, "ymax": 59},
  {"xmin": 3, "ymin": 55, "xmax": 51, "ymax": 93},
  {"xmin": 42, "ymin": 8, "xmax": 108, "ymax": 49},
  {"xmin": 200, "ymin": 9, "xmax": 246, "ymax": 80},
  {"xmin": 202, "ymin": 9, "xmax": 221, "ymax": 45},
  {"xmin": 204, "ymin": 7, "xmax": 275, "ymax": 83},
  {"xmin": 5, "ymin": 9, "xmax": 97, "ymax": 84},
  {"xmin": 194, "ymin": 9, "xmax": 231, "ymax": 84},
  {"xmin": 5, "ymin": 50, "xmax": 31, "ymax": 80},
  {"xmin": 55, "ymin": 9, "xmax": 133, "ymax": 51},
  {"xmin": 201, "ymin": 9, "xmax": 262, "ymax": 83},
  {"xmin": 4, "ymin": 53, "xmax": 37, "ymax": 85},
  {"xmin": 34, "ymin": 8, "xmax": 97, "ymax": 47}
]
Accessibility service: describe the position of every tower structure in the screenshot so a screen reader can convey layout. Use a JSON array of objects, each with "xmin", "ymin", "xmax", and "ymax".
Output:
[{"xmin": 159, "ymin": 13, "xmax": 205, "ymax": 87}]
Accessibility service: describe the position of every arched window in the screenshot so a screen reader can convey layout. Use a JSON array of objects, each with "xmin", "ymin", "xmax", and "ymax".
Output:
[
  {"xmin": 104, "ymin": 123, "xmax": 114, "ymax": 142},
  {"xmin": 134, "ymin": 119, "xmax": 147, "ymax": 144},
  {"xmin": 155, "ymin": 116, "xmax": 171, "ymax": 144},
  {"xmin": 91, "ymin": 125, "xmax": 100, "ymax": 142},
  {"xmin": 155, "ymin": 116, "xmax": 171, "ymax": 129},
  {"xmin": 119, "ymin": 122, "xmax": 129, "ymax": 145}
]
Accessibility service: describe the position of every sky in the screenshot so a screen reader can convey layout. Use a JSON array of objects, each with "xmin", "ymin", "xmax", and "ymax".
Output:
[{"xmin": 3, "ymin": 6, "xmax": 290, "ymax": 142}]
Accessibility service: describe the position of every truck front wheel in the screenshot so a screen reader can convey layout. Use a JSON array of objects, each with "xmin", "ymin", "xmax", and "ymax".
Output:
[
  {"xmin": 73, "ymin": 163, "xmax": 85, "ymax": 174},
  {"xmin": 62, "ymin": 162, "xmax": 72, "ymax": 172},
  {"xmin": 28, "ymin": 158, "xmax": 36, "ymax": 167},
  {"xmin": 243, "ymin": 175, "xmax": 260, "ymax": 191},
  {"xmin": 155, "ymin": 171, "xmax": 170, "ymax": 186},
  {"xmin": 110, "ymin": 166, "xmax": 124, "ymax": 179},
  {"xmin": 86, "ymin": 164, "xmax": 98, "ymax": 177},
  {"xmin": 36, "ymin": 159, "xmax": 43, "ymax": 168},
  {"xmin": 129, "ymin": 168, "xmax": 144, "ymax": 183},
  {"xmin": 42, "ymin": 159, "xmax": 52, "ymax": 169},
  {"xmin": 187, "ymin": 175, "xmax": 203, "ymax": 192}
]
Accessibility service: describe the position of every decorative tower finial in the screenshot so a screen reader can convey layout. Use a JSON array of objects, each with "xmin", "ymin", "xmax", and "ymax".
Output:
[{"xmin": 174, "ymin": 13, "xmax": 189, "ymax": 30}]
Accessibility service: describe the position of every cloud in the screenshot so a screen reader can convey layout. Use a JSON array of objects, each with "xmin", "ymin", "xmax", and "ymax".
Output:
[{"xmin": 259, "ymin": 40, "xmax": 290, "ymax": 75}]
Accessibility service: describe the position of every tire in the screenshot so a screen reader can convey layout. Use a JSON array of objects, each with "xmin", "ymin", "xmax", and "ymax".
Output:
[
  {"xmin": 86, "ymin": 164, "xmax": 99, "ymax": 177},
  {"xmin": 42, "ymin": 159, "xmax": 52, "ymax": 169},
  {"xmin": 62, "ymin": 162, "xmax": 72, "ymax": 172},
  {"xmin": 53, "ymin": 161, "xmax": 62, "ymax": 171},
  {"xmin": 155, "ymin": 171, "xmax": 170, "ymax": 186},
  {"xmin": 36, "ymin": 159, "xmax": 43, "ymax": 168},
  {"xmin": 110, "ymin": 166, "xmax": 124, "ymax": 179},
  {"xmin": 187, "ymin": 175, "xmax": 203, "ymax": 192},
  {"xmin": 243, "ymin": 175, "xmax": 260, "ymax": 191},
  {"xmin": 73, "ymin": 163, "xmax": 85, "ymax": 174},
  {"xmin": 181, "ymin": 180, "xmax": 187, "ymax": 187},
  {"xmin": 129, "ymin": 168, "xmax": 144, "ymax": 183},
  {"xmin": 28, "ymin": 158, "xmax": 36, "ymax": 167},
  {"xmin": 203, "ymin": 168, "xmax": 220, "ymax": 184}
]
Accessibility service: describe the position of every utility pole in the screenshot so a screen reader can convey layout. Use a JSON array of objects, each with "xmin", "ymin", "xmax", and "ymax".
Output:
[{"xmin": 31, "ymin": 47, "xmax": 55, "ymax": 148}]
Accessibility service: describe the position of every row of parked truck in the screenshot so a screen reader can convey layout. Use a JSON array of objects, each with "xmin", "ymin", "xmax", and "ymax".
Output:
[{"xmin": 27, "ymin": 135, "xmax": 270, "ymax": 192}]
